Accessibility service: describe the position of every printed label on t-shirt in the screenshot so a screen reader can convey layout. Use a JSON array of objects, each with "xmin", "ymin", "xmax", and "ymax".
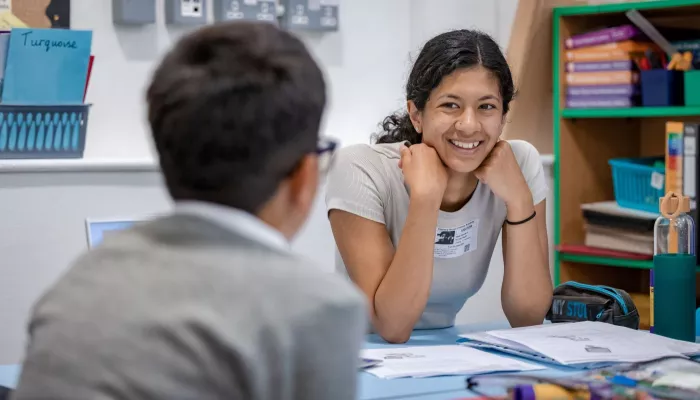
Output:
[{"xmin": 433, "ymin": 219, "xmax": 478, "ymax": 259}]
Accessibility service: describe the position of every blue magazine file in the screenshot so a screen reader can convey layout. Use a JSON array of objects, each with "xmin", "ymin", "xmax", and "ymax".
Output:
[{"xmin": 1, "ymin": 28, "xmax": 92, "ymax": 105}]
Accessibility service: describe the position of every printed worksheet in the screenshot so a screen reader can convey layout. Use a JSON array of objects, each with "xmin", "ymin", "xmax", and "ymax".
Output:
[
  {"xmin": 361, "ymin": 344, "xmax": 543, "ymax": 379},
  {"xmin": 468, "ymin": 322, "xmax": 700, "ymax": 365}
]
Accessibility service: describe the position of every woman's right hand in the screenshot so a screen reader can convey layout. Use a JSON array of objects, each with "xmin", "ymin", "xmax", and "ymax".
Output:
[{"xmin": 399, "ymin": 143, "xmax": 448, "ymax": 202}]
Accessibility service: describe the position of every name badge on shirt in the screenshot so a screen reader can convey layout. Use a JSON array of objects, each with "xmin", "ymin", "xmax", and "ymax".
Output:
[{"xmin": 433, "ymin": 219, "xmax": 479, "ymax": 259}]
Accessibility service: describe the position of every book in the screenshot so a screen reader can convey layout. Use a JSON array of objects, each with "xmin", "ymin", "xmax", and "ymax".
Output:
[
  {"xmin": 565, "ymin": 40, "xmax": 658, "ymax": 62},
  {"xmin": 566, "ymin": 71, "xmax": 638, "ymax": 85},
  {"xmin": 567, "ymin": 84, "xmax": 639, "ymax": 97},
  {"xmin": 566, "ymin": 95, "xmax": 637, "ymax": 108},
  {"xmin": 581, "ymin": 201, "xmax": 657, "ymax": 233},
  {"xmin": 682, "ymin": 123, "xmax": 699, "ymax": 256},
  {"xmin": 565, "ymin": 25, "xmax": 641, "ymax": 49},
  {"xmin": 584, "ymin": 224, "xmax": 653, "ymax": 255},
  {"xmin": 565, "ymin": 60, "xmax": 634, "ymax": 72},
  {"xmin": 666, "ymin": 121, "xmax": 684, "ymax": 195}
]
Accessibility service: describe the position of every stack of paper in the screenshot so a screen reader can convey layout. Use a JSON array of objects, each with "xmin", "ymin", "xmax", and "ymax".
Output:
[
  {"xmin": 360, "ymin": 345, "xmax": 543, "ymax": 379},
  {"xmin": 459, "ymin": 321, "xmax": 700, "ymax": 368}
]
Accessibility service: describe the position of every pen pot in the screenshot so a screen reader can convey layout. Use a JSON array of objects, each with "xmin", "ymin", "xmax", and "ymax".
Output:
[
  {"xmin": 652, "ymin": 192, "xmax": 696, "ymax": 342},
  {"xmin": 684, "ymin": 70, "xmax": 700, "ymax": 107},
  {"xmin": 641, "ymin": 70, "xmax": 685, "ymax": 107}
]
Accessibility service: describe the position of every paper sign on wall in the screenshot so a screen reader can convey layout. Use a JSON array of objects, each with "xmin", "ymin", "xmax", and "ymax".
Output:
[
  {"xmin": 181, "ymin": 0, "xmax": 203, "ymax": 18},
  {"xmin": 1, "ymin": 28, "xmax": 92, "ymax": 105},
  {"xmin": 0, "ymin": 11, "xmax": 26, "ymax": 29},
  {"xmin": 12, "ymin": 0, "xmax": 70, "ymax": 29}
]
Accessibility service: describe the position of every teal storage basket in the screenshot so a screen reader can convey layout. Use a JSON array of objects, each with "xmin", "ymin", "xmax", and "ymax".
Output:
[
  {"xmin": 609, "ymin": 156, "xmax": 665, "ymax": 213},
  {"xmin": 0, "ymin": 104, "xmax": 90, "ymax": 159}
]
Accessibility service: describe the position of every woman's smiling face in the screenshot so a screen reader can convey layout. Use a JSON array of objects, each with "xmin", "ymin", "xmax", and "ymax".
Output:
[{"xmin": 408, "ymin": 66, "xmax": 505, "ymax": 173}]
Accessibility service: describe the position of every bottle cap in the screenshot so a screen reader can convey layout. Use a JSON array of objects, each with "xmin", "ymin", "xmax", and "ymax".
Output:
[{"xmin": 659, "ymin": 192, "xmax": 690, "ymax": 217}]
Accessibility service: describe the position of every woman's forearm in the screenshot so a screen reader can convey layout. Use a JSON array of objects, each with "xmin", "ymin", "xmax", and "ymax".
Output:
[
  {"xmin": 373, "ymin": 196, "xmax": 440, "ymax": 343},
  {"xmin": 501, "ymin": 202, "xmax": 553, "ymax": 327}
]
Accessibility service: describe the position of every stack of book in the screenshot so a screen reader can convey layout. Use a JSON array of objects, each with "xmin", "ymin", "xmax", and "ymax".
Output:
[
  {"xmin": 579, "ymin": 201, "xmax": 657, "ymax": 258},
  {"xmin": 565, "ymin": 25, "xmax": 657, "ymax": 109}
]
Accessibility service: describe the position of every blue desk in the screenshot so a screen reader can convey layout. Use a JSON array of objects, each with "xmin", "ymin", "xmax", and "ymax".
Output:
[
  {"xmin": 0, "ymin": 365, "xmax": 18, "ymax": 390},
  {"xmin": 0, "ymin": 323, "xmax": 563, "ymax": 400}
]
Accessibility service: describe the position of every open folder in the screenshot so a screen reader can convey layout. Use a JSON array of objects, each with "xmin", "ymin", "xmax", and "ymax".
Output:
[{"xmin": 458, "ymin": 321, "xmax": 700, "ymax": 369}]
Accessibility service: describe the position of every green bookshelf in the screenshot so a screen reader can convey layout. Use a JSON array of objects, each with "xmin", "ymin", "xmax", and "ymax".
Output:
[
  {"xmin": 557, "ymin": 252, "xmax": 654, "ymax": 269},
  {"xmin": 562, "ymin": 106, "xmax": 700, "ymax": 119},
  {"xmin": 555, "ymin": 0, "xmax": 700, "ymax": 16},
  {"xmin": 551, "ymin": 0, "xmax": 700, "ymax": 329}
]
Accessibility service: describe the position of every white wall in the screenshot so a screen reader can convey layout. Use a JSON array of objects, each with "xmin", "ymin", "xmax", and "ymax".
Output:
[
  {"xmin": 76, "ymin": 0, "xmax": 411, "ymax": 158},
  {"xmin": 0, "ymin": 0, "xmax": 550, "ymax": 364},
  {"xmin": 409, "ymin": 0, "xmax": 518, "ymax": 49},
  {"xmin": 0, "ymin": 167, "xmax": 171, "ymax": 364}
]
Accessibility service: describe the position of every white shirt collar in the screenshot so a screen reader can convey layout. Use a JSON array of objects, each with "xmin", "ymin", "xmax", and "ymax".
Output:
[{"xmin": 173, "ymin": 200, "xmax": 290, "ymax": 251}]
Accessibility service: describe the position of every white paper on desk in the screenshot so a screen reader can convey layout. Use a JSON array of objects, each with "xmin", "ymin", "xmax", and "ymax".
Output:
[
  {"xmin": 462, "ymin": 321, "xmax": 700, "ymax": 366},
  {"xmin": 360, "ymin": 344, "xmax": 543, "ymax": 379}
]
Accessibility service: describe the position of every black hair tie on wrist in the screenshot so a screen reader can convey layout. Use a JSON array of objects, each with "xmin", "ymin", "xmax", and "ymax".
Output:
[{"xmin": 505, "ymin": 210, "xmax": 536, "ymax": 225}]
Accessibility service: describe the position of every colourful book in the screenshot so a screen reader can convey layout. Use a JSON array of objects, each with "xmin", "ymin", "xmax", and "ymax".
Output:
[
  {"xmin": 665, "ymin": 121, "xmax": 684, "ymax": 195},
  {"xmin": 565, "ymin": 25, "xmax": 641, "ymax": 49},
  {"xmin": 566, "ymin": 95, "xmax": 637, "ymax": 108},
  {"xmin": 566, "ymin": 71, "xmax": 638, "ymax": 85},
  {"xmin": 682, "ymin": 123, "xmax": 700, "ymax": 262},
  {"xmin": 565, "ymin": 60, "xmax": 634, "ymax": 72},
  {"xmin": 567, "ymin": 84, "xmax": 639, "ymax": 97},
  {"xmin": 565, "ymin": 41, "xmax": 657, "ymax": 62}
]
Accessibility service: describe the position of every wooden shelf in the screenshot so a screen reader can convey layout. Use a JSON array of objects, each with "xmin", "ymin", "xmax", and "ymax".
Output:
[
  {"xmin": 562, "ymin": 107, "xmax": 700, "ymax": 119},
  {"xmin": 551, "ymin": 0, "xmax": 700, "ymax": 305},
  {"xmin": 558, "ymin": 252, "xmax": 653, "ymax": 269},
  {"xmin": 555, "ymin": 0, "xmax": 700, "ymax": 17}
]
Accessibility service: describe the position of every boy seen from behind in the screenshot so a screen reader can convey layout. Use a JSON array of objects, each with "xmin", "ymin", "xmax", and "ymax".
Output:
[{"xmin": 11, "ymin": 21, "xmax": 367, "ymax": 400}]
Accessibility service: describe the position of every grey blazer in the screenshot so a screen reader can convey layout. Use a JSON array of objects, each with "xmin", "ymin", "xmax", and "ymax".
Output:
[{"xmin": 11, "ymin": 214, "xmax": 368, "ymax": 400}]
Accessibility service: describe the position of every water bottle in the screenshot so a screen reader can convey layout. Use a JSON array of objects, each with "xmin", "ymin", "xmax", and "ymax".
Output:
[{"xmin": 652, "ymin": 192, "xmax": 696, "ymax": 341}]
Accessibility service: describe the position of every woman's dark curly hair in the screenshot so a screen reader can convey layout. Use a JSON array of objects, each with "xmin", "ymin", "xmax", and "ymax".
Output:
[{"xmin": 374, "ymin": 29, "xmax": 515, "ymax": 145}]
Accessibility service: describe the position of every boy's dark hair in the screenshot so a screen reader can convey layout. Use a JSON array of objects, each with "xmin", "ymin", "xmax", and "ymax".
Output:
[
  {"xmin": 374, "ymin": 29, "xmax": 515, "ymax": 145},
  {"xmin": 147, "ymin": 22, "xmax": 326, "ymax": 213}
]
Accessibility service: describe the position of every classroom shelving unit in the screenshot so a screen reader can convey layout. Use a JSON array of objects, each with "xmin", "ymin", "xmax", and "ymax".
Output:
[{"xmin": 552, "ymin": 0, "xmax": 700, "ymax": 329}]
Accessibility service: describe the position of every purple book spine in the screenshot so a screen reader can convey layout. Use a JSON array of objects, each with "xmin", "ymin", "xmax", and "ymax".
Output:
[
  {"xmin": 566, "ymin": 60, "xmax": 634, "ymax": 72},
  {"xmin": 567, "ymin": 84, "xmax": 639, "ymax": 97},
  {"xmin": 566, "ymin": 95, "xmax": 637, "ymax": 108},
  {"xmin": 565, "ymin": 25, "xmax": 640, "ymax": 49}
]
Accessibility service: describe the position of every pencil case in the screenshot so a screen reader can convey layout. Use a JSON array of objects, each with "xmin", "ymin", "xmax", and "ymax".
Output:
[{"xmin": 546, "ymin": 281, "xmax": 639, "ymax": 329}]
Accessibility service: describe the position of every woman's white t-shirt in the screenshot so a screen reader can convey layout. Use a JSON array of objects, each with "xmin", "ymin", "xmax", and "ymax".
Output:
[{"xmin": 325, "ymin": 140, "xmax": 548, "ymax": 329}]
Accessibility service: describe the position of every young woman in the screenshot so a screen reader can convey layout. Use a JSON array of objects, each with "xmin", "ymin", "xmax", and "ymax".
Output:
[{"xmin": 325, "ymin": 29, "xmax": 553, "ymax": 343}]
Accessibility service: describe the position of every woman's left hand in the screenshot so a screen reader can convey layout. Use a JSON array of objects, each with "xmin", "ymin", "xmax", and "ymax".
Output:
[{"xmin": 474, "ymin": 141, "xmax": 531, "ymax": 208}]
